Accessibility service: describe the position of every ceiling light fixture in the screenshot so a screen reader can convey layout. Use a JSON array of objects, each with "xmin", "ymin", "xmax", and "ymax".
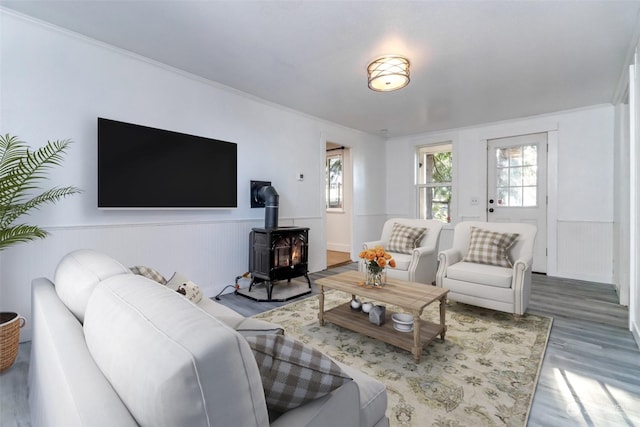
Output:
[{"xmin": 367, "ymin": 55, "xmax": 410, "ymax": 92}]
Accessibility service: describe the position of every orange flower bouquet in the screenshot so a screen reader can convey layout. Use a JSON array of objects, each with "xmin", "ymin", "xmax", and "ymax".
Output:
[{"xmin": 358, "ymin": 246, "xmax": 396, "ymax": 287}]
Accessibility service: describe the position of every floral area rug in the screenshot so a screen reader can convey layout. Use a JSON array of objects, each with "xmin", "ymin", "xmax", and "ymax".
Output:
[{"xmin": 253, "ymin": 290, "xmax": 552, "ymax": 427}]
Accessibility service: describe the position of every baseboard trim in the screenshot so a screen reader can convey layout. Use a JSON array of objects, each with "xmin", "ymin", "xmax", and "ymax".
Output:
[{"xmin": 327, "ymin": 244, "xmax": 350, "ymax": 252}]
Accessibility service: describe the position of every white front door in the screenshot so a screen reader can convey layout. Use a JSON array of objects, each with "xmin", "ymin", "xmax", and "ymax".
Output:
[{"xmin": 487, "ymin": 133, "xmax": 547, "ymax": 273}]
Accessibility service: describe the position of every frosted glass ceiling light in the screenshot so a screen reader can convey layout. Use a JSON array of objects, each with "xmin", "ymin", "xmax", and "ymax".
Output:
[{"xmin": 367, "ymin": 55, "xmax": 410, "ymax": 92}]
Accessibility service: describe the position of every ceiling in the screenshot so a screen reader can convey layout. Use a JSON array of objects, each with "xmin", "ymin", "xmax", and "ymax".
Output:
[{"xmin": 2, "ymin": 0, "xmax": 640, "ymax": 138}]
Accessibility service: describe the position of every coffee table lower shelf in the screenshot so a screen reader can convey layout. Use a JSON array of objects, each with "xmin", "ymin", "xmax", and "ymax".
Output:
[{"xmin": 322, "ymin": 302, "xmax": 444, "ymax": 362}]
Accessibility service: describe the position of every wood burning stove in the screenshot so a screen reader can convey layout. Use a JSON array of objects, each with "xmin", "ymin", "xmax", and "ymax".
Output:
[
  {"xmin": 242, "ymin": 181, "xmax": 311, "ymax": 302},
  {"xmin": 248, "ymin": 227, "xmax": 311, "ymax": 301}
]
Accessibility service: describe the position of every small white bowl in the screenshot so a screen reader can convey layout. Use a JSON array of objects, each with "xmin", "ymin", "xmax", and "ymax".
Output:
[
  {"xmin": 361, "ymin": 302, "xmax": 373, "ymax": 313},
  {"xmin": 391, "ymin": 313, "xmax": 414, "ymax": 325},
  {"xmin": 393, "ymin": 323, "xmax": 413, "ymax": 332}
]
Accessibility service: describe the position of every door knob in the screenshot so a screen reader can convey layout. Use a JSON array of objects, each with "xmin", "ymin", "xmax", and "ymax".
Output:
[{"xmin": 489, "ymin": 208, "xmax": 494, "ymax": 213}]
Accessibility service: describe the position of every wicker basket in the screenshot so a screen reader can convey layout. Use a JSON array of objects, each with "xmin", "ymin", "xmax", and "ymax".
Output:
[{"xmin": 0, "ymin": 312, "xmax": 25, "ymax": 372}]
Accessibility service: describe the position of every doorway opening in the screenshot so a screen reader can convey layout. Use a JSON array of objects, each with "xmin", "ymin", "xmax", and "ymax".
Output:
[{"xmin": 325, "ymin": 142, "xmax": 353, "ymax": 268}]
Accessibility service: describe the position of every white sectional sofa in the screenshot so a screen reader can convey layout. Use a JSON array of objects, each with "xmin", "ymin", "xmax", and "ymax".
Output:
[{"xmin": 29, "ymin": 249, "xmax": 389, "ymax": 427}]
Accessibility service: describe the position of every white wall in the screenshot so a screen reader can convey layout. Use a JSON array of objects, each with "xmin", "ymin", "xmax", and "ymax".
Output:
[
  {"xmin": 386, "ymin": 105, "xmax": 616, "ymax": 284},
  {"xmin": 0, "ymin": 11, "xmax": 386, "ymax": 341},
  {"xmin": 614, "ymin": 103, "xmax": 630, "ymax": 305},
  {"xmin": 326, "ymin": 212, "xmax": 352, "ymax": 252},
  {"xmin": 629, "ymin": 54, "xmax": 640, "ymax": 347}
]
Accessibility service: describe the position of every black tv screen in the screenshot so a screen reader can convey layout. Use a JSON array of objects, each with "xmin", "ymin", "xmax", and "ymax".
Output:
[{"xmin": 98, "ymin": 118, "xmax": 237, "ymax": 208}]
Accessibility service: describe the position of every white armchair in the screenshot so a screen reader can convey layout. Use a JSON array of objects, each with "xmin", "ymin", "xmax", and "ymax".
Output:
[
  {"xmin": 361, "ymin": 218, "xmax": 444, "ymax": 285},
  {"xmin": 436, "ymin": 221, "xmax": 537, "ymax": 316}
]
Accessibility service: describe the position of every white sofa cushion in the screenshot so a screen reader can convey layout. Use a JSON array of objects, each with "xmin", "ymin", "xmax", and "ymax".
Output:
[
  {"xmin": 83, "ymin": 275, "xmax": 270, "ymax": 427},
  {"xmin": 196, "ymin": 295, "xmax": 248, "ymax": 317},
  {"xmin": 445, "ymin": 261, "xmax": 513, "ymax": 288},
  {"xmin": 196, "ymin": 298, "xmax": 285, "ymax": 336},
  {"xmin": 217, "ymin": 316, "xmax": 285, "ymax": 336},
  {"xmin": 390, "ymin": 253, "xmax": 412, "ymax": 271},
  {"xmin": 339, "ymin": 363, "xmax": 388, "ymax": 427},
  {"xmin": 54, "ymin": 249, "xmax": 132, "ymax": 323}
]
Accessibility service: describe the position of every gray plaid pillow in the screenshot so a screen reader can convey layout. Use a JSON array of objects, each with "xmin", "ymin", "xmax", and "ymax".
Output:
[
  {"xmin": 129, "ymin": 265, "xmax": 167, "ymax": 285},
  {"xmin": 387, "ymin": 223, "xmax": 427, "ymax": 254},
  {"xmin": 462, "ymin": 227, "xmax": 519, "ymax": 268},
  {"xmin": 245, "ymin": 334, "xmax": 352, "ymax": 413}
]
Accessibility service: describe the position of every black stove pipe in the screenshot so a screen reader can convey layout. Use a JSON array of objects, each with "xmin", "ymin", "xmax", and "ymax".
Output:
[{"xmin": 258, "ymin": 185, "xmax": 279, "ymax": 229}]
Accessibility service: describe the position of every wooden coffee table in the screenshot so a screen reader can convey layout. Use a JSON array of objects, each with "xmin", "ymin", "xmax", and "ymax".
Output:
[{"xmin": 316, "ymin": 270, "xmax": 449, "ymax": 362}]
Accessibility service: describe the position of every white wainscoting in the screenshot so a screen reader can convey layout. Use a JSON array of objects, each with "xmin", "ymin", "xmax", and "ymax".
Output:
[
  {"xmin": 438, "ymin": 226, "xmax": 455, "ymax": 252},
  {"xmin": 326, "ymin": 210, "xmax": 351, "ymax": 253},
  {"xmin": 379, "ymin": 219, "xmax": 613, "ymax": 285},
  {"xmin": 0, "ymin": 217, "xmax": 325, "ymax": 342},
  {"xmin": 327, "ymin": 243, "xmax": 352, "ymax": 252},
  {"xmin": 555, "ymin": 220, "xmax": 613, "ymax": 283}
]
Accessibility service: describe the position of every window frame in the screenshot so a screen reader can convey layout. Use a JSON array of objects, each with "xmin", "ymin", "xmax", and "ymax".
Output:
[{"xmin": 416, "ymin": 142, "xmax": 453, "ymax": 223}]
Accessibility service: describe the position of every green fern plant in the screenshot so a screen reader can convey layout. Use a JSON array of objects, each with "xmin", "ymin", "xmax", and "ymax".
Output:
[{"xmin": 0, "ymin": 134, "xmax": 81, "ymax": 251}]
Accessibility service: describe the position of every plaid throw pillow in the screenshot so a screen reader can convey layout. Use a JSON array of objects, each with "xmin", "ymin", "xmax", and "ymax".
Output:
[
  {"xmin": 245, "ymin": 334, "xmax": 352, "ymax": 413},
  {"xmin": 387, "ymin": 223, "xmax": 427, "ymax": 254},
  {"xmin": 462, "ymin": 227, "xmax": 519, "ymax": 268},
  {"xmin": 129, "ymin": 265, "xmax": 167, "ymax": 285}
]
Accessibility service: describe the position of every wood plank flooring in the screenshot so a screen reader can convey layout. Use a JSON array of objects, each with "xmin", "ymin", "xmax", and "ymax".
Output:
[
  {"xmin": 1, "ymin": 264, "xmax": 638, "ymax": 426},
  {"xmin": 526, "ymin": 274, "xmax": 640, "ymax": 426},
  {"xmin": 326, "ymin": 250, "xmax": 353, "ymax": 268}
]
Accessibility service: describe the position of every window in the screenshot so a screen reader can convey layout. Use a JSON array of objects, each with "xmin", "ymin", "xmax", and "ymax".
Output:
[
  {"xmin": 417, "ymin": 144, "xmax": 452, "ymax": 222},
  {"xmin": 495, "ymin": 144, "xmax": 537, "ymax": 207},
  {"xmin": 326, "ymin": 153, "xmax": 343, "ymax": 209}
]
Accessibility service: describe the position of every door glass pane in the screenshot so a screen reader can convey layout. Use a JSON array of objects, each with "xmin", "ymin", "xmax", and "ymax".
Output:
[
  {"xmin": 497, "ymin": 188, "xmax": 509, "ymax": 206},
  {"xmin": 496, "ymin": 148, "xmax": 509, "ymax": 168},
  {"xmin": 508, "ymin": 147, "xmax": 523, "ymax": 166},
  {"xmin": 495, "ymin": 144, "xmax": 537, "ymax": 207},
  {"xmin": 509, "ymin": 187, "xmax": 522, "ymax": 206},
  {"xmin": 497, "ymin": 168, "xmax": 509, "ymax": 186},
  {"xmin": 522, "ymin": 166, "xmax": 537, "ymax": 186},
  {"xmin": 523, "ymin": 187, "xmax": 537, "ymax": 206},
  {"xmin": 509, "ymin": 167, "xmax": 523, "ymax": 186},
  {"xmin": 523, "ymin": 145, "xmax": 537, "ymax": 165}
]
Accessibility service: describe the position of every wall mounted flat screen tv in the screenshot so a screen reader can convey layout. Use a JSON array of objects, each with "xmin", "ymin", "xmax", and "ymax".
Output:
[{"xmin": 98, "ymin": 118, "xmax": 237, "ymax": 208}]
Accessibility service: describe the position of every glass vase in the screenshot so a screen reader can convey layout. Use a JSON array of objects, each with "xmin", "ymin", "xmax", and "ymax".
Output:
[{"xmin": 366, "ymin": 266, "xmax": 386, "ymax": 287}]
